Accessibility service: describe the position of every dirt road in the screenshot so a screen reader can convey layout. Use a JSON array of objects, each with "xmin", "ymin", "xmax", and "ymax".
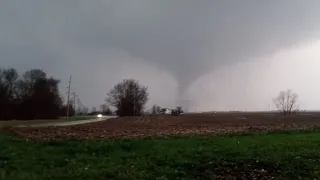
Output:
[{"xmin": 17, "ymin": 116, "xmax": 117, "ymax": 127}]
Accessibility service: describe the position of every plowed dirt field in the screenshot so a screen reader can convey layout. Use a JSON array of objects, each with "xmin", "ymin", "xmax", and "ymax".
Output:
[{"xmin": 8, "ymin": 113, "xmax": 320, "ymax": 140}]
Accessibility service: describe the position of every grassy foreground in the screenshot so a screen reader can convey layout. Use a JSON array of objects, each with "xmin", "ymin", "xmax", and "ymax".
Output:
[{"xmin": 1, "ymin": 131, "xmax": 320, "ymax": 180}]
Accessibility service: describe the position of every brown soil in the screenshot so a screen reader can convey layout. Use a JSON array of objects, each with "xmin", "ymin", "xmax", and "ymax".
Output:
[{"xmin": 8, "ymin": 113, "xmax": 320, "ymax": 140}]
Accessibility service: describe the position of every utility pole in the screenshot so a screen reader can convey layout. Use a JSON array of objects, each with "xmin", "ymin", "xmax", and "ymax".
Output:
[
  {"xmin": 66, "ymin": 75, "xmax": 72, "ymax": 120},
  {"xmin": 72, "ymin": 92, "xmax": 76, "ymax": 117}
]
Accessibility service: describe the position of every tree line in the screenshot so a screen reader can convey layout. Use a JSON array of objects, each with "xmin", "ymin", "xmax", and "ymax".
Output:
[
  {"xmin": 0, "ymin": 67, "xmax": 301, "ymax": 120},
  {"xmin": 0, "ymin": 68, "xmax": 152, "ymax": 120},
  {"xmin": 105, "ymin": 79, "xmax": 301, "ymax": 116},
  {"xmin": 0, "ymin": 68, "xmax": 74, "ymax": 120},
  {"xmin": 106, "ymin": 82, "xmax": 301, "ymax": 116},
  {"xmin": 0, "ymin": 68, "xmax": 153, "ymax": 120}
]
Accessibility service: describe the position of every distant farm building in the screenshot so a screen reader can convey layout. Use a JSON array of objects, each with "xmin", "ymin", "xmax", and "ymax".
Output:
[{"xmin": 159, "ymin": 108, "xmax": 172, "ymax": 115}]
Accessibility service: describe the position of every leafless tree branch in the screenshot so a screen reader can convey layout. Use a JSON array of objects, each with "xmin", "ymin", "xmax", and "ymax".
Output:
[{"xmin": 273, "ymin": 89, "xmax": 298, "ymax": 115}]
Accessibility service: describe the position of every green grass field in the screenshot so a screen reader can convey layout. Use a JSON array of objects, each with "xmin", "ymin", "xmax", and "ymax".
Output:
[
  {"xmin": 1, "ymin": 131, "xmax": 320, "ymax": 179},
  {"xmin": 0, "ymin": 116, "xmax": 95, "ymax": 128}
]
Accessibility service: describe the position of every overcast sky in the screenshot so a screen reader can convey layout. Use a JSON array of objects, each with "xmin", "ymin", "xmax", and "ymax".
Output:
[{"xmin": 2, "ymin": 0, "xmax": 320, "ymax": 111}]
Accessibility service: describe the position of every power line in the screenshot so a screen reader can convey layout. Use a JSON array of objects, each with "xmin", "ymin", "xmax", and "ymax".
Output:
[
  {"xmin": 66, "ymin": 75, "xmax": 72, "ymax": 120},
  {"xmin": 75, "ymin": 93, "xmax": 86, "ymax": 115},
  {"xmin": 72, "ymin": 92, "xmax": 76, "ymax": 116},
  {"xmin": 65, "ymin": 76, "xmax": 87, "ymax": 117}
]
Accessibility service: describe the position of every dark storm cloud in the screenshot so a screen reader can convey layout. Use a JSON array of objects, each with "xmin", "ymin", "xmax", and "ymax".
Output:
[
  {"xmin": 61, "ymin": 0, "xmax": 320, "ymax": 101},
  {"xmin": 1, "ymin": 0, "xmax": 320, "ymax": 110}
]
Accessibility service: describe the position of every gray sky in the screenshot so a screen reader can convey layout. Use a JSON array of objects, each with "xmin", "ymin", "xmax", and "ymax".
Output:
[{"xmin": 2, "ymin": 0, "xmax": 320, "ymax": 111}]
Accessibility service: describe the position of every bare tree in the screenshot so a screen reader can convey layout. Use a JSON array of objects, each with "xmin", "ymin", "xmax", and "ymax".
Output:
[
  {"xmin": 0, "ymin": 68, "xmax": 63, "ymax": 120},
  {"xmin": 273, "ymin": 89, "xmax": 298, "ymax": 115},
  {"xmin": 0, "ymin": 68, "xmax": 18, "ymax": 101},
  {"xmin": 106, "ymin": 79, "xmax": 148, "ymax": 116},
  {"xmin": 0, "ymin": 68, "xmax": 19, "ymax": 119}
]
